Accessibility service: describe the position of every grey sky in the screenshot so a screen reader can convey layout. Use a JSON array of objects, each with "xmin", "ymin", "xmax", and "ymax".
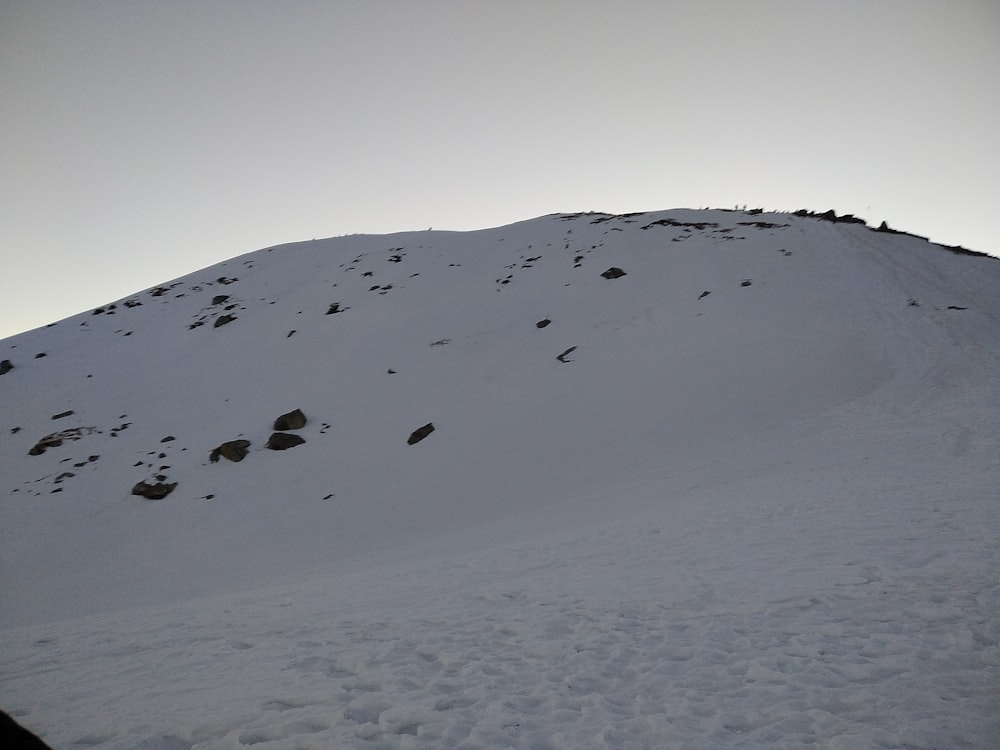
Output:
[{"xmin": 2, "ymin": 0, "xmax": 998, "ymax": 339}]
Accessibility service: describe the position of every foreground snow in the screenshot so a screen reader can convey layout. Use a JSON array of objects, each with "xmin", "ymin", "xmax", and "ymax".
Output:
[
  {"xmin": 5, "ymin": 440, "xmax": 998, "ymax": 749},
  {"xmin": 6, "ymin": 409, "xmax": 998, "ymax": 748},
  {"xmin": 2, "ymin": 210, "xmax": 998, "ymax": 747}
]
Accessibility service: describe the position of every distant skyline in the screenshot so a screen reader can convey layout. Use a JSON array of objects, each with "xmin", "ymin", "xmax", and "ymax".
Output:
[{"xmin": 2, "ymin": 0, "xmax": 998, "ymax": 339}]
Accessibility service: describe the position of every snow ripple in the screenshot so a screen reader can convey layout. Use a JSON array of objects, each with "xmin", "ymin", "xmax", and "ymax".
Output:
[{"xmin": 4, "ymin": 564, "xmax": 997, "ymax": 750}]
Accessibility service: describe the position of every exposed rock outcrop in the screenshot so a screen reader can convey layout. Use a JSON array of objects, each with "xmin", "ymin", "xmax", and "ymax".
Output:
[
  {"xmin": 266, "ymin": 432, "xmax": 306, "ymax": 450},
  {"xmin": 28, "ymin": 426, "xmax": 95, "ymax": 456},
  {"xmin": 407, "ymin": 423, "xmax": 435, "ymax": 445},
  {"xmin": 210, "ymin": 439, "xmax": 251, "ymax": 463},
  {"xmin": 131, "ymin": 480, "xmax": 177, "ymax": 500},
  {"xmin": 273, "ymin": 409, "xmax": 307, "ymax": 431},
  {"xmin": 556, "ymin": 346, "xmax": 577, "ymax": 363},
  {"xmin": 601, "ymin": 267, "xmax": 627, "ymax": 279},
  {"xmin": 28, "ymin": 436, "xmax": 63, "ymax": 455},
  {"xmin": 0, "ymin": 709, "xmax": 53, "ymax": 750}
]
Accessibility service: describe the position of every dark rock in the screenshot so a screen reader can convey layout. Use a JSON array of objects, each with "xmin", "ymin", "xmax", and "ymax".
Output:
[
  {"xmin": 738, "ymin": 220, "xmax": 788, "ymax": 229},
  {"xmin": 698, "ymin": 291, "xmax": 711, "ymax": 300},
  {"xmin": 266, "ymin": 432, "xmax": 306, "ymax": 450},
  {"xmin": 557, "ymin": 346, "xmax": 578, "ymax": 363},
  {"xmin": 273, "ymin": 408, "xmax": 307, "ymax": 431},
  {"xmin": 939, "ymin": 243, "xmax": 990, "ymax": 258},
  {"xmin": 0, "ymin": 708, "xmax": 53, "ymax": 750},
  {"xmin": 0, "ymin": 359, "xmax": 13, "ymax": 375},
  {"xmin": 536, "ymin": 319, "xmax": 552, "ymax": 328},
  {"xmin": 740, "ymin": 279, "xmax": 752, "ymax": 287},
  {"xmin": 795, "ymin": 208, "xmax": 866, "ymax": 225},
  {"xmin": 601, "ymin": 267, "xmax": 627, "ymax": 279},
  {"xmin": 407, "ymin": 423, "xmax": 435, "ymax": 445},
  {"xmin": 131, "ymin": 480, "xmax": 177, "ymax": 500},
  {"xmin": 51, "ymin": 410, "xmax": 75, "ymax": 420},
  {"xmin": 326, "ymin": 303, "xmax": 343, "ymax": 315},
  {"xmin": 210, "ymin": 440, "xmax": 251, "ymax": 463},
  {"xmin": 161, "ymin": 435, "xmax": 176, "ymax": 443},
  {"xmin": 212, "ymin": 294, "xmax": 230, "ymax": 305},
  {"xmin": 838, "ymin": 214, "xmax": 865, "ymax": 224},
  {"xmin": 35, "ymin": 352, "xmax": 46, "ymax": 359},
  {"xmin": 641, "ymin": 218, "xmax": 718, "ymax": 231},
  {"xmin": 29, "ymin": 426, "xmax": 94, "ymax": 455},
  {"xmin": 214, "ymin": 314, "xmax": 236, "ymax": 328}
]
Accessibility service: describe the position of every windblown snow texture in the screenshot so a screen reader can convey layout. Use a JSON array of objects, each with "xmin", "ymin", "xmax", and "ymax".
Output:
[{"xmin": 2, "ymin": 209, "xmax": 999, "ymax": 748}]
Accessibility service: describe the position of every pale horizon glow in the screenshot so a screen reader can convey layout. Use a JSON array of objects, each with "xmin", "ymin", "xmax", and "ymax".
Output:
[{"xmin": 2, "ymin": 0, "xmax": 998, "ymax": 339}]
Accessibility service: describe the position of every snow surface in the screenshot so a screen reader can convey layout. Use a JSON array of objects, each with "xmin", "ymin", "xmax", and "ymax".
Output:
[{"xmin": 2, "ymin": 209, "xmax": 999, "ymax": 748}]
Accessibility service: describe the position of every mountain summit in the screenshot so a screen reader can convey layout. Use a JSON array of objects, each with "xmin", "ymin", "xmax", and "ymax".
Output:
[{"xmin": 2, "ymin": 209, "xmax": 999, "ymax": 748}]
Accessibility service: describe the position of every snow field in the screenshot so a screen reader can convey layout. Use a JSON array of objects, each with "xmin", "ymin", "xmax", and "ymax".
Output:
[
  {"xmin": 2, "ymin": 209, "xmax": 999, "ymax": 747},
  {"xmin": 4, "ymin": 432, "xmax": 998, "ymax": 749}
]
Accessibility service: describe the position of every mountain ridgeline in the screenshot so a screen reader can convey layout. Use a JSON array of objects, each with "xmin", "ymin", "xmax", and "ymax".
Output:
[{"xmin": 1, "ymin": 208, "xmax": 998, "ymax": 626}]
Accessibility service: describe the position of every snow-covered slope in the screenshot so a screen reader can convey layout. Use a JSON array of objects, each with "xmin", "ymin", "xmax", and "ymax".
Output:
[{"xmin": 2, "ymin": 209, "xmax": 998, "ymax": 748}]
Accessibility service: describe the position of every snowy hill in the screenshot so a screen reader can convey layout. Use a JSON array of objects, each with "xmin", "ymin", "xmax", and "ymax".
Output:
[{"xmin": 2, "ymin": 209, "xmax": 999, "ymax": 748}]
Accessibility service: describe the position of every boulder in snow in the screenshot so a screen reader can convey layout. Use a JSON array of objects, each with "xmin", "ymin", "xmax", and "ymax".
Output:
[
  {"xmin": 210, "ymin": 439, "xmax": 251, "ymax": 463},
  {"xmin": 131, "ymin": 480, "xmax": 177, "ymax": 500},
  {"xmin": 273, "ymin": 409, "xmax": 307, "ymax": 431},
  {"xmin": 407, "ymin": 423, "xmax": 435, "ymax": 445},
  {"xmin": 266, "ymin": 432, "xmax": 306, "ymax": 450}
]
